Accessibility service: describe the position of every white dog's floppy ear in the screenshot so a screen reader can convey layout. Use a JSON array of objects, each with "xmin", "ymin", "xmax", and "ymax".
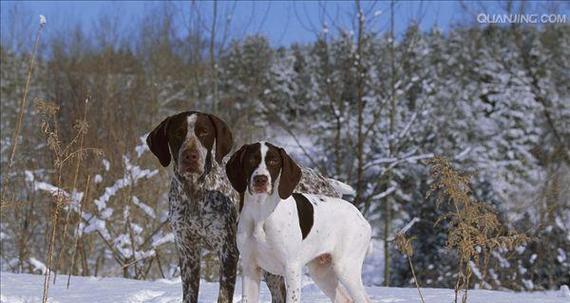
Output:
[
  {"xmin": 226, "ymin": 144, "xmax": 248, "ymax": 193},
  {"xmin": 277, "ymin": 148, "xmax": 302, "ymax": 199},
  {"xmin": 146, "ymin": 116, "xmax": 172, "ymax": 167}
]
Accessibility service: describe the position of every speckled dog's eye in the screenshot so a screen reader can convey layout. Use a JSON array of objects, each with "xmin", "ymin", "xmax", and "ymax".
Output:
[
  {"xmin": 175, "ymin": 128, "xmax": 185, "ymax": 138},
  {"xmin": 267, "ymin": 158, "xmax": 278, "ymax": 166}
]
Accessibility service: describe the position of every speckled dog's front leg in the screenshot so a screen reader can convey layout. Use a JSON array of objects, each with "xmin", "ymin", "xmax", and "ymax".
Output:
[
  {"xmin": 217, "ymin": 238, "xmax": 238, "ymax": 303},
  {"xmin": 177, "ymin": 232, "xmax": 201, "ymax": 303},
  {"xmin": 265, "ymin": 272, "xmax": 286, "ymax": 303}
]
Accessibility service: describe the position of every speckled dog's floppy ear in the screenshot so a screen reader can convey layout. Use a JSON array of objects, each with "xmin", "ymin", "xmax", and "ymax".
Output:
[
  {"xmin": 146, "ymin": 117, "xmax": 172, "ymax": 167},
  {"xmin": 207, "ymin": 114, "xmax": 233, "ymax": 164},
  {"xmin": 226, "ymin": 144, "xmax": 248, "ymax": 193},
  {"xmin": 277, "ymin": 148, "xmax": 302, "ymax": 199}
]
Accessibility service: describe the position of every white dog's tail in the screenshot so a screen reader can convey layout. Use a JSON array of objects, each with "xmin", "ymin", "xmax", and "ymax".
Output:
[{"xmin": 328, "ymin": 178, "xmax": 356, "ymax": 196}]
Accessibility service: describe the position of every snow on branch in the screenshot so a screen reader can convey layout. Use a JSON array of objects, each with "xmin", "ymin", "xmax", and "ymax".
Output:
[
  {"xmin": 25, "ymin": 170, "xmax": 83, "ymax": 211},
  {"xmin": 395, "ymin": 112, "xmax": 418, "ymax": 141},
  {"xmin": 398, "ymin": 217, "xmax": 420, "ymax": 235},
  {"xmin": 151, "ymin": 232, "xmax": 175, "ymax": 248},
  {"xmin": 387, "ymin": 217, "xmax": 420, "ymax": 242},
  {"xmin": 94, "ymin": 155, "xmax": 158, "ymax": 217},
  {"xmin": 372, "ymin": 186, "xmax": 397, "ymax": 200},
  {"xmin": 29, "ymin": 257, "xmax": 47, "ymax": 274},
  {"xmin": 135, "ymin": 134, "xmax": 149, "ymax": 158},
  {"xmin": 39, "ymin": 15, "xmax": 47, "ymax": 27},
  {"xmin": 132, "ymin": 196, "xmax": 156, "ymax": 219},
  {"xmin": 454, "ymin": 147, "xmax": 472, "ymax": 161},
  {"xmin": 365, "ymin": 152, "xmax": 435, "ymax": 174}
]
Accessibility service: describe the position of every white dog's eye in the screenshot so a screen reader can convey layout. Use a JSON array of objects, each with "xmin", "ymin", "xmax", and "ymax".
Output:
[
  {"xmin": 267, "ymin": 158, "xmax": 278, "ymax": 166},
  {"xmin": 197, "ymin": 128, "xmax": 208, "ymax": 137}
]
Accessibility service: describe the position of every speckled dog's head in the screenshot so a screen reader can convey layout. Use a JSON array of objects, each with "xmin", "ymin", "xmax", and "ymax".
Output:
[
  {"xmin": 226, "ymin": 142, "xmax": 301, "ymax": 199},
  {"xmin": 146, "ymin": 111, "xmax": 233, "ymax": 179}
]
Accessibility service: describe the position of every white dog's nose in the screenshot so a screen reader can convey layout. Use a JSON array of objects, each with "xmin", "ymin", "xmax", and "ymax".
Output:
[{"xmin": 253, "ymin": 175, "xmax": 268, "ymax": 186}]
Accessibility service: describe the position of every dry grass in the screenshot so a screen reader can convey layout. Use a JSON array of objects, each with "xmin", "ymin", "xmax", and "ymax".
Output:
[
  {"xmin": 427, "ymin": 157, "xmax": 528, "ymax": 303},
  {"xmin": 7, "ymin": 17, "xmax": 45, "ymax": 169},
  {"xmin": 0, "ymin": 17, "xmax": 48, "ymax": 301},
  {"xmin": 53, "ymin": 99, "xmax": 90, "ymax": 284},
  {"xmin": 1, "ymin": 16, "xmax": 45, "ymax": 228},
  {"xmin": 394, "ymin": 231, "xmax": 426, "ymax": 303},
  {"xmin": 35, "ymin": 99, "xmax": 102, "ymax": 302},
  {"xmin": 67, "ymin": 174, "xmax": 91, "ymax": 288}
]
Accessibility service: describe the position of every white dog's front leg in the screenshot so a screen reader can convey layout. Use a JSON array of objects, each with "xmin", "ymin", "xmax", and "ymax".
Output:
[
  {"xmin": 284, "ymin": 264, "xmax": 302, "ymax": 303},
  {"xmin": 241, "ymin": 260, "xmax": 262, "ymax": 303}
]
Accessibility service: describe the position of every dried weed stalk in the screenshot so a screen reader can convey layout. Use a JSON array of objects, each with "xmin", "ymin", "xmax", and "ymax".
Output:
[
  {"xmin": 1, "ymin": 16, "xmax": 46, "ymax": 217},
  {"xmin": 8, "ymin": 16, "xmax": 46, "ymax": 168},
  {"xmin": 53, "ymin": 99, "xmax": 90, "ymax": 284},
  {"xmin": 427, "ymin": 157, "xmax": 528, "ymax": 303},
  {"xmin": 67, "ymin": 175, "xmax": 91, "ymax": 288},
  {"xmin": 395, "ymin": 231, "xmax": 426, "ymax": 303},
  {"xmin": 35, "ymin": 100, "xmax": 101, "ymax": 303}
]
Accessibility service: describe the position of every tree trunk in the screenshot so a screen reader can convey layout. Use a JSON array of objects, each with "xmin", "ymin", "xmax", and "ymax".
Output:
[
  {"xmin": 210, "ymin": 0, "xmax": 218, "ymax": 112},
  {"xmin": 354, "ymin": 0, "xmax": 365, "ymax": 206},
  {"xmin": 384, "ymin": 0, "xmax": 397, "ymax": 287}
]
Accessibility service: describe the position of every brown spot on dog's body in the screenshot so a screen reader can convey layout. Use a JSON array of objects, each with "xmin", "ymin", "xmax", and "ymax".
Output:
[
  {"xmin": 316, "ymin": 253, "xmax": 332, "ymax": 265},
  {"xmin": 292, "ymin": 193, "xmax": 314, "ymax": 240}
]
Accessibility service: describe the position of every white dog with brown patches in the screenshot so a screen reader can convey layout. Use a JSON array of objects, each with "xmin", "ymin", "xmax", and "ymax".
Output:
[{"xmin": 226, "ymin": 142, "xmax": 372, "ymax": 303}]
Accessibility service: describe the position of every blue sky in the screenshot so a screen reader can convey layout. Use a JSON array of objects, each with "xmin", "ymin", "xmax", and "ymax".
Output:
[{"xmin": 1, "ymin": 1, "xmax": 568, "ymax": 50}]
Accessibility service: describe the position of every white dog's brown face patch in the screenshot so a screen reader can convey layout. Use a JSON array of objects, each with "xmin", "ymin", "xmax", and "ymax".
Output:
[{"xmin": 226, "ymin": 142, "xmax": 302, "ymax": 199}]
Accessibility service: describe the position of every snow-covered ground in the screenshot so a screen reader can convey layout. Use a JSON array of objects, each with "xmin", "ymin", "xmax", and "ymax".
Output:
[{"xmin": 1, "ymin": 272, "xmax": 567, "ymax": 303}]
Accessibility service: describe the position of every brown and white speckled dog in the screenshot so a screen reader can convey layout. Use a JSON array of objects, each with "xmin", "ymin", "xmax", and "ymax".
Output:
[{"xmin": 146, "ymin": 111, "xmax": 352, "ymax": 303}]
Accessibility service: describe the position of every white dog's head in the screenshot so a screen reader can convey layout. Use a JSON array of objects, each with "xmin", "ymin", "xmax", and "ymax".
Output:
[{"xmin": 226, "ymin": 142, "xmax": 301, "ymax": 199}]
